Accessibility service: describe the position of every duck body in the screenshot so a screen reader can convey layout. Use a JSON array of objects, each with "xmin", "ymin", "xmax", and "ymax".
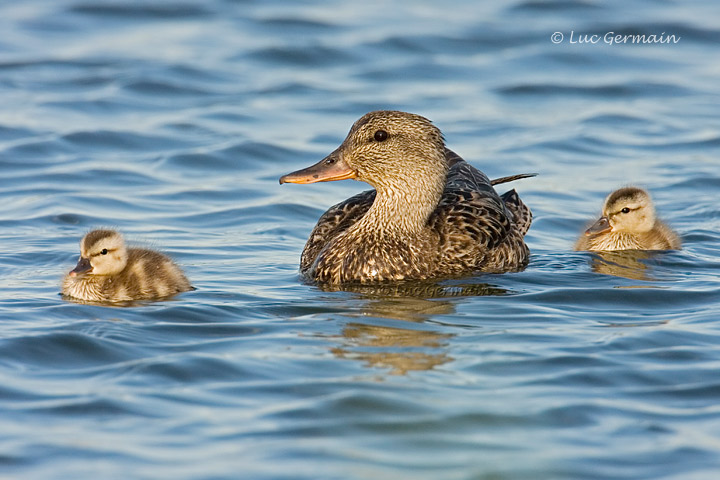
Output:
[
  {"xmin": 62, "ymin": 229, "xmax": 193, "ymax": 303},
  {"xmin": 575, "ymin": 187, "xmax": 681, "ymax": 252},
  {"xmin": 280, "ymin": 111, "xmax": 532, "ymax": 284}
]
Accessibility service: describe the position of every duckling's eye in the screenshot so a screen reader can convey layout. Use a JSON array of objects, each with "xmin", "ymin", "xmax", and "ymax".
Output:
[
  {"xmin": 101, "ymin": 248, "xmax": 108, "ymax": 255},
  {"xmin": 373, "ymin": 130, "xmax": 388, "ymax": 142},
  {"xmin": 621, "ymin": 207, "xmax": 630, "ymax": 214}
]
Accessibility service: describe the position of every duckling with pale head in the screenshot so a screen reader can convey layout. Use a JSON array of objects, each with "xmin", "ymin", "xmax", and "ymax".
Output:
[
  {"xmin": 279, "ymin": 110, "xmax": 533, "ymax": 284},
  {"xmin": 575, "ymin": 187, "xmax": 681, "ymax": 251},
  {"xmin": 62, "ymin": 229, "xmax": 193, "ymax": 302}
]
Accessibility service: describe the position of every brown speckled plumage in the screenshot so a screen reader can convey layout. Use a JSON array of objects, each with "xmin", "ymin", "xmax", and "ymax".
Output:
[
  {"xmin": 280, "ymin": 110, "xmax": 533, "ymax": 284},
  {"xmin": 575, "ymin": 187, "xmax": 681, "ymax": 251},
  {"xmin": 62, "ymin": 229, "xmax": 193, "ymax": 303}
]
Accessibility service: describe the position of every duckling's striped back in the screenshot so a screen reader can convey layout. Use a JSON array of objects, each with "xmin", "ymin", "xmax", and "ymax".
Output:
[{"xmin": 97, "ymin": 248, "xmax": 193, "ymax": 301}]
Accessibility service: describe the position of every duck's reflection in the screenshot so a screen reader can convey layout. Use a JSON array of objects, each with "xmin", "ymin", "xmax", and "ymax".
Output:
[
  {"xmin": 587, "ymin": 250, "xmax": 655, "ymax": 281},
  {"xmin": 328, "ymin": 281, "xmax": 508, "ymax": 375},
  {"xmin": 332, "ymin": 320, "xmax": 453, "ymax": 375}
]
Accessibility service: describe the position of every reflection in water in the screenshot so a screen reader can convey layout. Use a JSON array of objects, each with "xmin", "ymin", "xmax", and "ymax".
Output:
[
  {"xmin": 332, "ymin": 321, "xmax": 453, "ymax": 375},
  {"xmin": 588, "ymin": 251, "xmax": 656, "ymax": 281},
  {"xmin": 60, "ymin": 294, "xmax": 182, "ymax": 308},
  {"xmin": 329, "ymin": 281, "xmax": 508, "ymax": 375},
  {"xmin": 358, "ymin": 295, "xmax": 455, "ymax": 322},
  {"xmin": 60, "ymin": 294, "xmax": 142, "ymax": 308}
]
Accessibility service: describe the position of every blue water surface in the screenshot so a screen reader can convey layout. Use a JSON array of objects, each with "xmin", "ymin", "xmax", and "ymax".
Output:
[{"xmin": 1, "ymin": 1, "xmax": 719, "ymax": 479}]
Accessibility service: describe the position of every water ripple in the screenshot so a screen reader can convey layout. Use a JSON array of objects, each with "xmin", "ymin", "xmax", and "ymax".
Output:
[{"xmin": 69, "ymin": 3, "xmax": 214, "ymax": 19}]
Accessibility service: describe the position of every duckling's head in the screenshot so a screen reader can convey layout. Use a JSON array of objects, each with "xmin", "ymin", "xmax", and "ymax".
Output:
[
  {"xmin": 280, "ymin": 110, "xmax": 447, "ymax": 194},
  {"xmin": 69, "ymin": 229, "xmax": 129, "ymax": 277},
  {"xmin": 586, "ymin": 187, "xmax": 656, "ymax": 236}
]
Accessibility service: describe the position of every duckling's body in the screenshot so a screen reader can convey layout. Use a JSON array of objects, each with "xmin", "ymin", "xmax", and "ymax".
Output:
[
  {"xmin": 62, "ymin": 229, "xmax": 193, "ymax": 302},
  {"xmin": 280, "ymin": 111, "xmax": 532, "ymax": 284},
  {"xmin": 575, "ymin": 187, "xmax": 681, "ymax": 252}
]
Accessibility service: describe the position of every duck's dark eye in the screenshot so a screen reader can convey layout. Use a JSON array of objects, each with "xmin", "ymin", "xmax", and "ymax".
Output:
[
  {"xmin": 373, "ymin": 130, "xmax": 388, "ymax": 142},
  {"xmin": 621, "ymin": 207, "xmax": 630, "ymax": 214},
  {"xmin": 101, "ymin": 248, "xmax": 108, "ymax": 255}
]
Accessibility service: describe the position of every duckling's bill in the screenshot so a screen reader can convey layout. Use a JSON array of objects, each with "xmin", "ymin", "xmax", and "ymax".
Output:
[
  {"xmin": 585, "ymin": 216, "xmax": 611, "ymax": 236},
  {"xmin": 69, "ymin": 257, "xmax": 92, "ymax": 277},
  {"xmin": 279, "ymin": 151, "xmax": 357, "ymax": 184}
]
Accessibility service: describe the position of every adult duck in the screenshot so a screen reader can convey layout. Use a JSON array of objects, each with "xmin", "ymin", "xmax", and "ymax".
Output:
[{"xmin": 280, "ymin": 110, "xmax": 533, "ymax": 284}]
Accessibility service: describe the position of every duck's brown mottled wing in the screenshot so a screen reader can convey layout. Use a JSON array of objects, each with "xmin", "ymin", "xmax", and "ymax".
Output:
[
  {"xmin": 447, "ymin": 149, "xmax": 533, "ymax": 236},
  {"xmin": 300, "ymin": 190, "xmax": 375, "ymax": 272},
  {"xmin": 430, "ymin": 160, "xmax": 530, "ymax": 273}
]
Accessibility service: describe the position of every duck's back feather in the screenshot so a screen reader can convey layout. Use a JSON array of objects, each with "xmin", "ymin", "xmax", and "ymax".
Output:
[{"xmin": 429, "ymin": 163, "xmax": 530, "ymax": 275}]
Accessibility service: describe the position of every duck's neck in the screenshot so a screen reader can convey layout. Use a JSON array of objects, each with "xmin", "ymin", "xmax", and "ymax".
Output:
[{"xmin": 354, "ymin": 172, "xmax": 446, "ymax": 238}]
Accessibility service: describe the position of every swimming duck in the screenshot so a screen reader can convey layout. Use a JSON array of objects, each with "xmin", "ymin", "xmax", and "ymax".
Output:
[
  {"xmin": 61, "ymin": 229, "xmax": 193, "ymax": 302},
  {"xmin": 575, "ymin": 187, "xmax": 681, "ymax": 251},
  {"xmin": 279, "ymin": 110, "xmax": 533, "ymax": 284}
]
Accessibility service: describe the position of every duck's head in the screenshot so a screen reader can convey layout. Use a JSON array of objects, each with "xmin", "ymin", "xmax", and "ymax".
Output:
[
  {"xmin": 280, "ymin": 110, "xmax": 447, "ymax": 194},
  {"xmin": 69, "ymin": 229, "xmax": 129, "ymax": 277},
  {"xmin": 585, "ymin": 187, "xmax": 656, "ymax": 236}
]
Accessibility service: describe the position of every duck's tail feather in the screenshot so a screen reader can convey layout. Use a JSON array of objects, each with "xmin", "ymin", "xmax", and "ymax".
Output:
[{"xmin": 490, "ymin": 173, "xmax": 538, "ymax": 186}]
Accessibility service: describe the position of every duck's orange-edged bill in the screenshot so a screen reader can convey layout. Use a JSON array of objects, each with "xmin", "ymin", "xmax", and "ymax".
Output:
[{"xmin": 279, "ymin": 153, "xmax": 357, "ymax": 184}]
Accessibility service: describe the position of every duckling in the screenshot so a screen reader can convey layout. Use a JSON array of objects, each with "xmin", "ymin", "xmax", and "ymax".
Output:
[
  {"xmin": 279, "ymin": 110, "xmax": 533, "ymax": 284},
  {"xmin": 575, "ymin": 187, "xmax": 681, "ymax": 251},
  {"xmin": 61, "ymin": 229, "xmax": 193, "ymax": 302}
]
